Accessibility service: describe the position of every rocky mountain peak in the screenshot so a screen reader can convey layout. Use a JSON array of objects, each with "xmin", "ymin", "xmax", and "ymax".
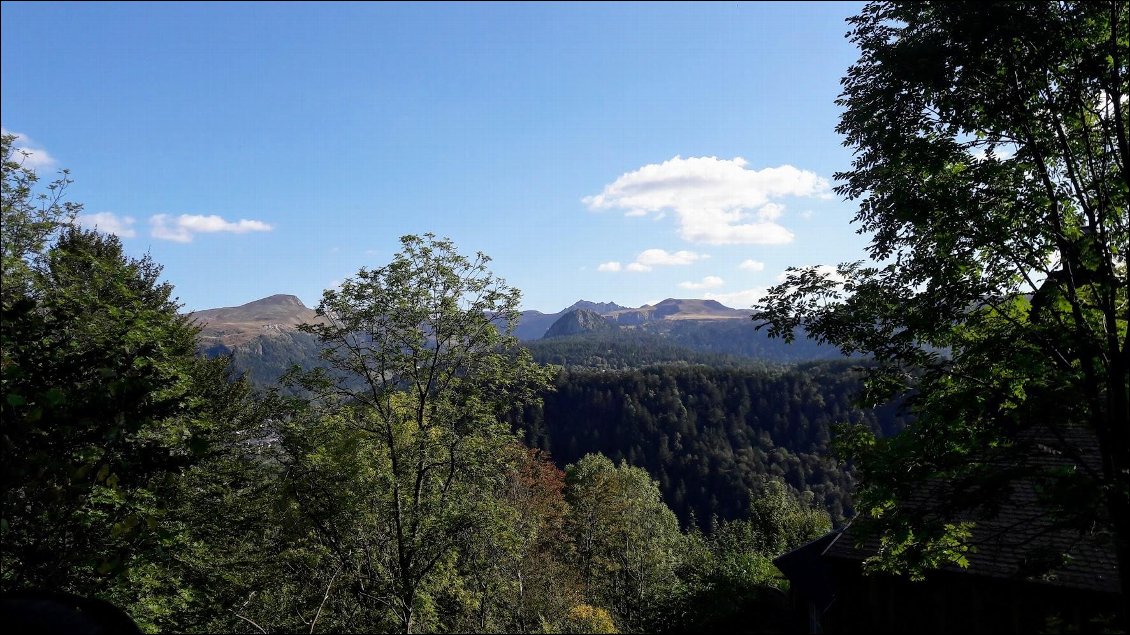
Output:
[{"xmin": 543, "ymin": 309, "xmax": 614, "ymax": 339}]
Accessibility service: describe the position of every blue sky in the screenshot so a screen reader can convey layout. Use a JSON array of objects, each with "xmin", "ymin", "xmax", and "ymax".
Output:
[{"xmin": 2, "ymin": 1, "xmax": 869, "ymax": 313}]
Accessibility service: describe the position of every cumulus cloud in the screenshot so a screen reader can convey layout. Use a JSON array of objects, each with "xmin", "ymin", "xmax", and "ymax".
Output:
[
  {"xmin": 2, "ymin": 127, "xmax": 56, "ymax": 170},
  {"xmin": 583, "ymin": 156, "xmax": 830, "ymax": 245},
  {"xmin": 704, "ymin": 287, "xmax": 769, "ymax": 309},
  {"xmin": 76, "ymin": 212, "xmax": 137, "ymax": 238},
  {"xmin": 597, "ymin": 248, "xmax": 709, "ymax": 274},
  {"xmin": 150, "ymin": 214, "xmax": 273, "ymax": 243},
  {"xmin": 739, "ymin": 259, "xmax": 765, "ymax": 272},
  {"xmin": 679, "ymin": 275, "xmax": 725, "ymax": 290},
  {"xmin": 636, "ymin": 248, "xmax": 707, "ymax": 266}
]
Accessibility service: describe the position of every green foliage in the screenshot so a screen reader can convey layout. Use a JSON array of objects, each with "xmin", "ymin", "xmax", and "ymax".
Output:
[
  {"xmin": 1, "ymin": 228, "xmax": 201, "ymax": 593},
  {"xmin": 98, "ymin": 355, "xmax": 277, "ymax": 633},
  {"xmin": 516, "ymin": 361, "xmax": 907, "ymax": 527},
  {"xmin": 281, "ymin": 234, "xmax": 555, "ymax": 633},
  {"xmin": 564, "ymin": 454, "xmax": 683, "ymax": 632},
  {"xmin": 656, "ymin": 481, "xmax": 830, "ymax": 633},
  {"xmin": 745, "ymin": 479, "xmax": 834, "ymax": 557},
  {"xmin": 560, "ymin": 604, "xmax": 618, "ymax": 634},
  {"xmin": 0, "ymin": 221, "xmax": 278, "ymax": 635},
  {"xmin": 446, "ymin": 446, "xmax": 580, "ymax": 633},
  {"xmin": 755, "ymin": 0, "xmax": 1129, "ymax": 591},
  {"xmin": 1, "ymin": 132, "xmax": 81, "ymax": 306},
  {"xmin": 0, "ymin": 145, "xmax": 287, "ymax": 632}
]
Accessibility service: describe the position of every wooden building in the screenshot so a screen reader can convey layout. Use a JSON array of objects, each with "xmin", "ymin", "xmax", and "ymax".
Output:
[{"xmin": 774, "ymin": 428, "xmax": 1123, "ymax": 633}]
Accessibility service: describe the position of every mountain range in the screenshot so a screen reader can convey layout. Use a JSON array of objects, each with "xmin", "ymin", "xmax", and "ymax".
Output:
[
  {"xmin": 519, "ymin": 298, "xmax": 751, "ymax": 340},
  {"xmin": 189, "ymin": 294, "xmax": 842, "ymax": 385},
  {"xmin": 191, "ymin": 294, "xmax": 753, "ymax": 347}
]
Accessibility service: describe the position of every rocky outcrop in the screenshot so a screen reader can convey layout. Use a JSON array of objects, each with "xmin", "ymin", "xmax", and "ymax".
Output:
[{"xmin": 543, "ymin": 309, "xmax": 614, "ymax": 339}]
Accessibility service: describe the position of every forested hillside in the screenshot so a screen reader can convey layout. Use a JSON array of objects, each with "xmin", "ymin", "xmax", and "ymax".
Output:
[
  {"xmin": 526, "ymin": 320, "xmax": 843, "ymax": 367},
  {"xmin": 515, "ymin": 362, "xmax": 908, "ymax": 526}
]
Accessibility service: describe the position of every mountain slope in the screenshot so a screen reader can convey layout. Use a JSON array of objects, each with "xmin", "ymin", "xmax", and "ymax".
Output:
[
  {"xmin": 191, "ymin": 294, "xmax": 324, "ymax": 350},
  {"xmin": 543, "ymin": 309, "xmax": 614, "ymax": 339},
  {"xmin": 517, "ymin": 297, "xmax": 751, "ymax": 340},
  {"xmin": 191, "ymin": 294, "xmax": 845, "ymax": 386}
]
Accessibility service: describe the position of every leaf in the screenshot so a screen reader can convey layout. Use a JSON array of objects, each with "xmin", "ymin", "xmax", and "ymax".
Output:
[{"xmin": 43, "ymin": 387, "xmax": 66, "ymax": 407}]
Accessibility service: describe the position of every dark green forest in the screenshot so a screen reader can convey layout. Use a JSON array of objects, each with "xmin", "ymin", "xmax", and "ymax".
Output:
[
  {"xmin": 525, "ymin": 322, "xmax": 843, "ymax": 368},
  {"xmin": 515, "ymin": 363, "xmax": 907, "ymax": 527}
]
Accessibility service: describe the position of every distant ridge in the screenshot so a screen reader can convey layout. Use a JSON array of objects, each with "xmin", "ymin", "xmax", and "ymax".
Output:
[
  {"xmin": 516, "ymin": 297, "xmax": 750, "ymax": 340},
  {"xmin": 190, "ymin": 293, "xmax": 755, "ymax": 345},
  {"xmin": 565, "ymin": 300, "xmax": 628, "ymax": 314},
  {"xmin": 189, "ymin": 293, "xmax": 844, "ymax": 384}
]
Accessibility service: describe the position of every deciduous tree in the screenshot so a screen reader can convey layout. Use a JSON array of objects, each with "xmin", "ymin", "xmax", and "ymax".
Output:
[
  {"xmin": 0, "ymin": 132, "xmax": 80, "ymax": 306},
  {"xmin": 755, "ymin": 0, "xmax": 1128, "ymax": 615},
  {"xmin": 564, "ymin": 453, "xmax": 681, "ymax": 632},
  {"xmin": 285, "ymin": 233, "xmax": 554, "ymax": 633}
]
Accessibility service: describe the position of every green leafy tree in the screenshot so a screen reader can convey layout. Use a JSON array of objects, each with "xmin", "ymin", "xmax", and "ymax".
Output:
[
  {"xmin": 284, "ymin": 233, "xmax": 554, "ymax": 633},
  {"xmin": 1, "ymin": 142, "xmax": 287, "ymax": 632},
  {"xmin": 0, "ymin": 223, "xmax": 271, "ymax": 635},
  {"xmin": 1, "ymin": 228, "xmax": 201, "ymax": 592},
  {"xmin": 445, "ymin": 446, "xmax": 580, "ymax": 633},
  {"xmin": 662, "ymin": 480, "xmax": 830, "ymax": 633},
  {"xmin": 560, "ymin": 604, "xmax": 618, "ymax": 634},
  {"xmin": 134, "ymin": 360, "xmax": 289, "ymax": 634},
  {"xmin": 564, "ymin": 453, "xmax": 682, "ymax": 632},
  {"xmin": 745, "ymin": 480, "xmax": 832, "ymax": 557},
  {"xmin": 754, "ymin": 0, "xmax": 1128, "ymax": 609},
  {"xmin": 0, "ymin": 132, "xmax": 80, "ymax": 306}
]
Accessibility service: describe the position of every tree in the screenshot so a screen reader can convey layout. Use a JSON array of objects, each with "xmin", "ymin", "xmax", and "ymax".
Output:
[
  {"xmin": 662, "ymin": 479, "xmax": 830, "ymax": 633},
  {"xmin": 1, "ymin": 140, "xmax": 284, "ymax": 632},
  {"xmin": 1, "ymin": 132, "xmax": 80, "ymax": 306},
  {"xmin": 284, "ymin": 233, "xmax": 554, "ymax": 633},
  {"xmin": 564, "ymin": 453, "xmax": 682, "ymax": 632},
  {"xmin": 2, "ymin": 227, "xmax": 197, "ymax": 589},
  {"xmin": 0, "ymin": 226, "xmax": 225, "ymax": 613},
  {"xmin": 755, "ymin": 0, "xmax": 1128, "ymax": 615},
  {"xmin": 449, "ymin": 446, "xmax": 580, "ymax": 633},
  {"xmin": 744, "ymin": 479, "xmax": 833, "ymax": 558}
]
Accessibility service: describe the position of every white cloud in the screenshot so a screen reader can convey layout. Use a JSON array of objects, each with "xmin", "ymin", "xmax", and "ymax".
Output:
[
  {"xmin": 679, "ymin": 275, "xmax": 725, "ymax": 290},
  {"xmin": 583, "ymin": 156, "xmax": 830, "ymax": 245},
  {"xmin": 757, "ymin": 203, "xmax": 785, "ymax": 220},
  {"xmin": 597, "ymin": 248, "xmax": 708, "ymax": 274},
  {"xmin": 704, "ymin": 287, "xmax": 769, "ymax": 309},
  {"xmin": 799, "ymin": 210, "xmax": 814, "ymax": 220},
  {"xmin": 739, "ymin": 259, "xmax": 765, "ymax": 272},
  {"xmin": 76, "ymin": 212, "xmax": 137, "ymax": 238},
  {"xmin": 636, "ymin": 248, "xmax": 707, "ymax": 266},
  {"xmin": 2, "ymin": 127, "xmax": 56, "ymax": 170},
  {"xmin": 150, "ymin": 213, "xmax": 273, "ymax": 243}
]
